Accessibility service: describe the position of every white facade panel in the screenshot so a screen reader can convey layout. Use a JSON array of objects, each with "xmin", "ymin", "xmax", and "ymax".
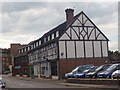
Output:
[
  {"xmin": 94, "ymin": 41, "xmax": 101, "ymax": 57},
  {"xmin": 102, "ymin": 41, "xmax": 108, "ymax": 57},
  {"xmin": 97, "ymin": 34, "xmax": 106, "ymax": 40},
  {"xmin": 88, "ymin": 28, "xmax": 95, "ymax": 39},
  {"xmin": 85, "ymin": 41, "xmax": 93, "ymax": 57},
  {"xmin": 72, "ymin": 28, "xmax": 79, "ymax": 39},
  {"xmin": 34, "ymin": 65, "xmax": 38, "ymax": 76},
  {"xmin": 67, "ymin": 41, "xmax": 75, "ymax": 58},
  {"xmin": 60, "ymin": 33, "xmax": 69, "ymax": 40},
  {"xmin": 66, "ymin": 28, "xmax": 70, "ymax": 36},
  {"xmin": 76, "ymin": 41, "xmax": 84, "ymax": 58},
  {"xmin": 59, "ymin": 41, "xmax": 66, "ymax": 58},
  {"xmin": 72, "ymin": 20, "xmax": 80, "ymax": 26},
  {"xmin": 85, "ymin": 20, "xmax": 93, "ymax": 26}
]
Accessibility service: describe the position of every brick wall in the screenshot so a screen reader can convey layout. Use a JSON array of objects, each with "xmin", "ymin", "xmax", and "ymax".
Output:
[{"xmin": 58, "ymin": 57, "xmax": 110, "ymax": 79}]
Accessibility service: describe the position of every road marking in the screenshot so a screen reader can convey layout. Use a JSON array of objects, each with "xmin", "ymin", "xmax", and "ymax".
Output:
[{"xmin": 19, "ymin": 83, "xmax": 34, "ymax": 87}]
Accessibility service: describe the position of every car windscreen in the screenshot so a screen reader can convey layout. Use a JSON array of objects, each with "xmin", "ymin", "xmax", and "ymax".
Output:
[
  {"xmin": 102, "ymin": 65, "xmax": 111, "ymax": 70},
  {"xmin": 72, "ymin": 67, "xmax": 80, "ymax": 72},
  {"xmin": 89, "ymin": 67, "xmax": 98, "ymax": 72},
  {"xmin": 95, "ymin": 65, "xmax": 103, "ymax": 72},
  {"xmin": 106, "ymin": 64, "xmax": 118, "ymax": 71}
]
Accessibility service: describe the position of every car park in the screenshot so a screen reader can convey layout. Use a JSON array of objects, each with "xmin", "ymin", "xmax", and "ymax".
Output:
[
  {"xmin": 64, "ymin": 64, "xmax": 93, "ymax": 78},
  {"xmin": 85, "ymin": 64, "xmax": 111, "ymax": 78},
  {"xmin": 111, "ymin": 70, "xmax": 120, "ymax": 79},
  {"xmin": 97, "ymin": 63, "xmax": 120, "ymax": 78}
]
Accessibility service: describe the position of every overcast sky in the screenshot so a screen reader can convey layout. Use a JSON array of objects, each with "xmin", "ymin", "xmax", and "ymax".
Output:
[{"xmin": 0, "ymin": 2, "xmax": 118, "ymax": 51}]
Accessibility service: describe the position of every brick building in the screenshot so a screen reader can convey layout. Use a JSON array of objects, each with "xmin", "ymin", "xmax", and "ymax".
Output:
[{"xmin": 10, "ymin": 44, "xmax": 28, "ymax": 76}]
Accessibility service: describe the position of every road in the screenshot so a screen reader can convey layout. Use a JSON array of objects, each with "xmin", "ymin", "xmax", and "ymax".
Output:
[{"xmin": 2, "ymin": 75, "xmax": 117, "ymax": 90}]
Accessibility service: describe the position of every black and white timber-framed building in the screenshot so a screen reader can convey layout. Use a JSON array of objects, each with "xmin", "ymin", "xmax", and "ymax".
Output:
[{"xmin": 15, "ymin": 9, "xmax": 110, "ymax": 79}]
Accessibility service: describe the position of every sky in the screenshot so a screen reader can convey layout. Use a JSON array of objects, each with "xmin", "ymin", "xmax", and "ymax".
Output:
[{"xmin": 0, "ymin": 1, "xmax": 119, "ymax": 51}]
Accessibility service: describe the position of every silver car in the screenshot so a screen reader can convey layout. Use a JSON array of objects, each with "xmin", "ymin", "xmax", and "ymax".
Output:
[{"xmin": 112, "ymin": 70, "xmax": 120, "ymax": 79}]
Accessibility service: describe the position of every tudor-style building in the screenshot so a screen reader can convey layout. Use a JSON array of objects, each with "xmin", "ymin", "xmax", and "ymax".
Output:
[{"xmin": 27, "ymin": 8, "xmax": 110, "ymax": 79}]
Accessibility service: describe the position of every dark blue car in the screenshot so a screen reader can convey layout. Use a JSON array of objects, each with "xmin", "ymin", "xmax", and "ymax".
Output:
[
  {"xmin": 97, "ymin": 63, "xmax": 120, "ymax": 78},
  {"xmin": 74, "ymin": 66, "xmax": 97, "ymax": 78},
  {"xmin": 85, "ymin": 64, "xmax": 111, "ymax": 78},
  {"xmin": 64, "ymin": 64, "xmax": 93, "ymax": 78}
]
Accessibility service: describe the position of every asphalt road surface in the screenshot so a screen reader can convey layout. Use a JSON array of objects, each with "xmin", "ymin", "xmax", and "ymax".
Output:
[{"xmin": 2, "ymin": 75, "xmax": 118, "ymax": 90}]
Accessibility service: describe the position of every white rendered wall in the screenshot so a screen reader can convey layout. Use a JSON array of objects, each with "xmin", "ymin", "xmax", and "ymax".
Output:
[
  {"xmin": 34, "ymin": 65, "xmax": 38, "ymax": 76},
  {"xmin": 59, "ymin": 41, "xmax": 66, "ymax": 58},
  {"xmin": 102, "ymin": 41, "xmax": 108, "ymax": 57},
  {"xmin": 85, "ymin": 41, "xmax": 93, "ymax": 57},
  {"xmin": 76, "ymin": 41, "xmax": 84, "ymax": 58},
  {"xmin": 94, "ymin": 41, "xmax": 101, "ymax": 57},
  {"xmin": 67, "ymin": 41, "xmax": 75, "ymax": 58}
]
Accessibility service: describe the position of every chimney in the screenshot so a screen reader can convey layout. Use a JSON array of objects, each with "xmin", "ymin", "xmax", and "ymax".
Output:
[{"xmin": 65, "ymin": 8, "xmax": 74, "ymax": 25}]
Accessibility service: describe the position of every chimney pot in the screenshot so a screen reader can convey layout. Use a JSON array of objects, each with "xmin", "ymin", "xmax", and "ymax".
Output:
[{"xmin": 65, "ymin": 8, "xmax": 74, "ymax": 25}]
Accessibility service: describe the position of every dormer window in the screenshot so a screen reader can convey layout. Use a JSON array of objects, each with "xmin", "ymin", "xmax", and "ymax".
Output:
[
  {"xmin": 33, "ymin": 43, "xmax": 35, "ymax": 48},
  {"xmin": 24, "ymin": 48, "xmax": 25, "ymax": 52},
  {"xmin": 19, "ymin": 50, "xmax": 20, "ymax": 53},
  {"xmin": 36, "ymin": 42, "xmax": 39, "ymax": 47},
  {"xmin": 39, "ymin": 40, "xmax": 41, "ymax": 46},
  {"xmin": 21, "ymin": 49, "xmax": 23, "ymax": 53},
  {"xmin": 56, "ymin": 31, "xmax": 59, "ymax": 37},
  {"xmin": 48, "ymin": 36, "xmax": 50, "ymax": 41},
  {"xmin": 28, "ymin": 46, "xmax": 30, "ymax": 50},
  {"xmin": 31, "ymin": 44, "xmax": 33, "ymax": 49},
  {"xmin": 44, "ymin": 37, "xmax": 46, "ymax": 43},
  {"xmin": 52, "ymin": 34, "xmax": 54, "ymax": 39}
]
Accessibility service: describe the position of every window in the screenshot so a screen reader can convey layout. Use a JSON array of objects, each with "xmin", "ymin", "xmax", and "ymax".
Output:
[
  {"xmin": 28, "ymin": 46, "xmax": 30, "ymax": 50},
  {"xmin": 36, "ymin": 42, "xmax": 39, "ymax": 47},
  {"xmin": 44, "ymin": 37, "xmax": 46, "ymax": 43},
  {"xmin": 31, "ymin": 45, "xmax": 33, "ymax": 49},
  {"xmin": 39, "ymin": 40, "xmax": 41, "ymax": 46},
  {"xmin": 56, "ymin": 31, "xmax": 59, "ymax": 37},
  {"xmin": 24, "ymin": 48, "xmax": 26, "ymax": 52},
  {"xmin": 21, "ymin": 49, "xmax": 23, "ymax": 53},
  {"xmin": 48, "ymin": 36, "xmax": 50, "ymax": 41},
  {"xmin": 18, "ymin": 50, "xmax": 20, "ymax": 53},
  {"xmin": 52, "ymin": 34, "xmax": 54, "ymax": 39}
]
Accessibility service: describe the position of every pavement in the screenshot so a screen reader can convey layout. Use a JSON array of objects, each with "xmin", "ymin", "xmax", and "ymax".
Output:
[{"xmin": 6, "ymin": 75, "xmax": 120, "ymax": 90}]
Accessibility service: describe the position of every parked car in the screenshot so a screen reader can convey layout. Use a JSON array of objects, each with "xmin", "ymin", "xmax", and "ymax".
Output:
[
  {"xmin": 111, "ymin": 70, "xmax": 120, "ymax": 79},
  {"xmin": 0, "ymin": 79, "xmax": 6, "ymax": 88},
  {"xmin": 97, "ymin": 63, "xmax": 120, "ymax": 78},
  {"xmin": 74, "ymin": 66, "xmax": 98, "ymax": 78},
  {"xmin": 86, "ymin": 64, "xmax": 111, "ymax": 78},
  {"xmin": 64, "ymin": 64, "xmax": 93, "ymax": 78}
]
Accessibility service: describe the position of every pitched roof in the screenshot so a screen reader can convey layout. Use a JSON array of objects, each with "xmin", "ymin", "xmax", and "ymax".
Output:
[{"xmin": 28, "ymin": 11, "xmax": 109, "ymax": 52}]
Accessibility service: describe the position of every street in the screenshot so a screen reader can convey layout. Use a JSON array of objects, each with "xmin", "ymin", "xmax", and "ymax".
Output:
[{"xmin": 2, "ymin": 75, "xmax": 118, "ymax": 90}]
